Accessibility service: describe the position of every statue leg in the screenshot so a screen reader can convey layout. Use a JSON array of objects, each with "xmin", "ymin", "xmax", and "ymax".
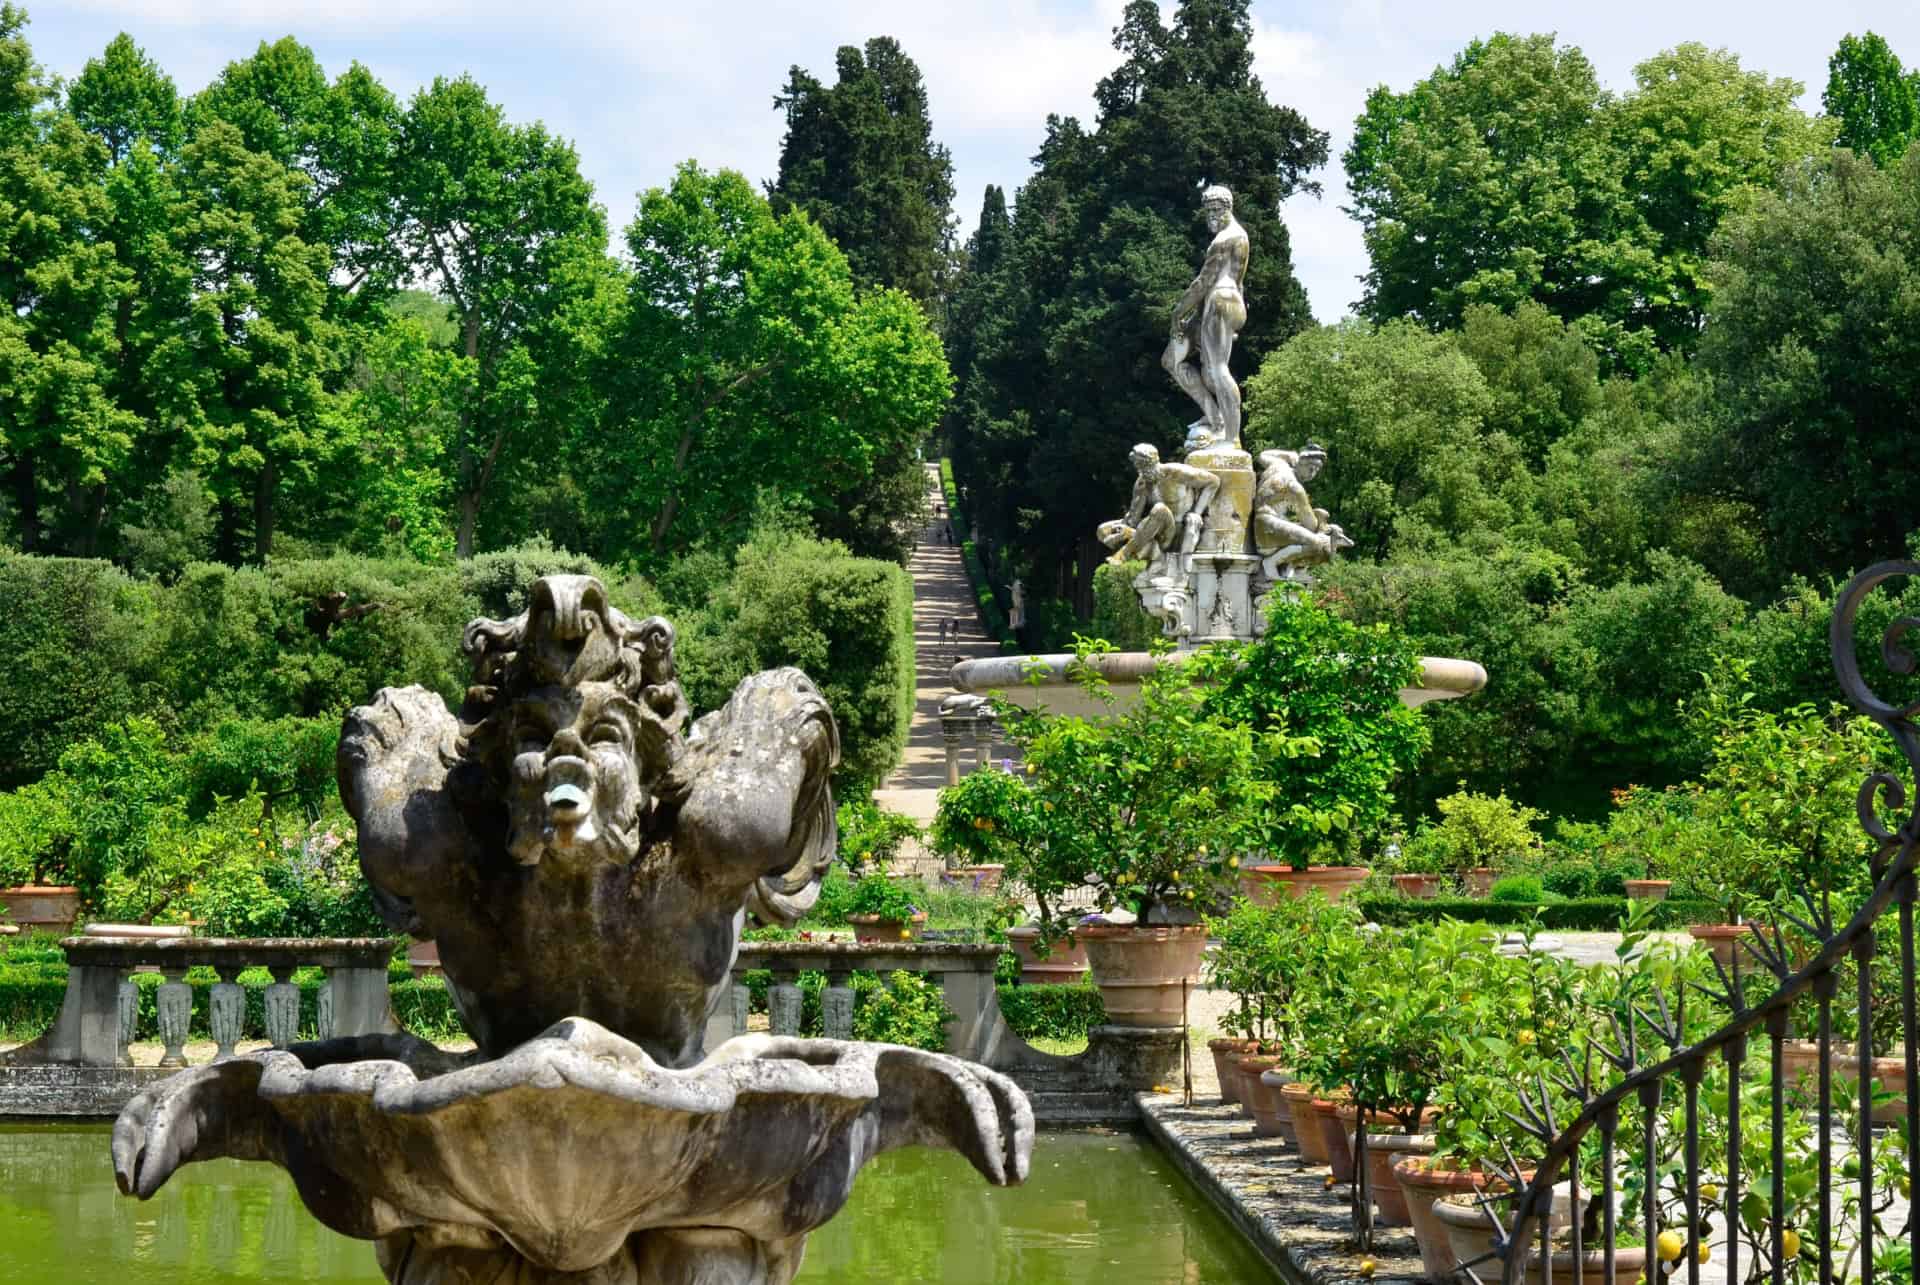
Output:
[
  {"xmin": 1163, "ymin": 333, "xmax": 1212, "ymax": 429},
  {"xmin": 1119, "ymin": 505, "xmax": 1173, "ymax": 563},
  {"xmin": 1197, "ymin": 307, "xmax": 1241, "ymax": 445}
]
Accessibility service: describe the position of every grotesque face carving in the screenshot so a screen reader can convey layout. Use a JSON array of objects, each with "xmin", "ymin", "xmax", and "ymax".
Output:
[{"xmin": 503, "ymin": 682, "xmax": 648, "ymax": 867}]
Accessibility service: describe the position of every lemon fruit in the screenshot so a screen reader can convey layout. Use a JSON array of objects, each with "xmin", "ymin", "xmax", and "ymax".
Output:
[
  {"xmin": 1656, "ymin": 1230, "xmax": 1685, "ymax": 1263},
  {"xmin": 1781, "ymin": 1228, "xmax": 1801, "ymax": 1260}
]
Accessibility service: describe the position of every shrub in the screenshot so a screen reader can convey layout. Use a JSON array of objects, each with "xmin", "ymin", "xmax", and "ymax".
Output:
[
  {"xmin": 1489, "ymin": 874, "xmax": 1545, "ymax": 902},
  {"xmin": 843, "ymin": 873, "xmax": 921, "ymax": 923},
  {"xmin": 851, "ymin": 969, "xmax": 953, "ymax": 1047},
  {"xmin": 835, "ymin": 799, "xmax": 920, "ymax": 873},
  {"xmin": 1356, "ymin": 895, "xmax": 1721, "ymax": 930},
  {"xmin": 1402, "ymin": 787, "xmax": 1545, "ymax": 877},
  {"xmin": 996, "ymin": 981, "xmax": 1106, "ymax": 1042}
]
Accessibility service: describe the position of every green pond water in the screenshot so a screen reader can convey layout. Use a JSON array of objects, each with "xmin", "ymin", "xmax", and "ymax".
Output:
[{"xmin": 0, "ymin": 1123, "xmax": 1272, "ymax": 1283}]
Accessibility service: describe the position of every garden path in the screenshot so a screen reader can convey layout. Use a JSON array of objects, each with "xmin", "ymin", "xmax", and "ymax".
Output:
[{"xmin": 872, "ymin": 464, "xmax": 1002, "ymax": 852}]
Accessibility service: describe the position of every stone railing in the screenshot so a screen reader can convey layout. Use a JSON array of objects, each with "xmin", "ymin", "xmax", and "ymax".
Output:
[
  {"xmin": 937, "ymin": 694, "xmax": 1001, "ymax": 785},
  {"xmin": 3, "ymin": 937, "xmax": 397, "ymax": 1069},
  {"xmin": 701, "ymin": 939, "xmax": 1182, "ymax": 1123}
]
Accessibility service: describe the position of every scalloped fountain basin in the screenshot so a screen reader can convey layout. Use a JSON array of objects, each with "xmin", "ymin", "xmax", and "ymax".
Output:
[{"xmin": 951, "ymin": 652, "xmax": 1486, "ymax": 718}]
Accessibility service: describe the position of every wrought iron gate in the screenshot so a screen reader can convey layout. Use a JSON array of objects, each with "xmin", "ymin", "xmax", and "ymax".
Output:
[{"xmin": 1448, "ymin": 562, "xmax": 1920, "ymax": 1285}]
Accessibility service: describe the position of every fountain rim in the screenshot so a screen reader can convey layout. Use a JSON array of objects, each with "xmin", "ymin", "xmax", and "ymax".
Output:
[{"xmin": 949, "ymin": 651, "xmax": 1486, "ymax": 710}]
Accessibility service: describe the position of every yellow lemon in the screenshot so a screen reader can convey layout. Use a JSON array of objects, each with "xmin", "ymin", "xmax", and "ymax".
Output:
[
  {"xmin": 898, "ymin": 930, "xmax": 910, "ymax": 941},
  {"xmin": 1516, "ymin": 1030, "xmax": 1535, "ymax": 1046},
  {"xmin": 1324, "ymin": 1175, "xmax": 1339, "ymax": 1190},
  {"xmin": 1781, "ymin": 1229, "xmax": 1801, "ymax": 1260},
  {"xmin": 1025, "ymin": 762, "xmax": 1035, "ymax": 775},
  {"xmin": 1358, "ymin": 1258, "xmax": 1376, "ymax": 1278},
  {"xmin": 1698, "ymin": 1243, "xmax": 1711, "ymax": 1265},
  {"xmin": 1229, "ymin": 856, "xmax": 1240, "ymax": 869},
  {"xmin": 1700, "ymin": 1183, "xmax": 1718, "ymax": 1202},
  {"xmin": 1656, "ymin": 1230, "xmax": 1685, "ymax": 1263}
]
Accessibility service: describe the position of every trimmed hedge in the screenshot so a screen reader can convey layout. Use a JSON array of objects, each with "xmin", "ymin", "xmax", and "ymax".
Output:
[
  {"xmin": 996, "ymin": 981, "xmax": 1107, "ymax": 1042},
  {"xmin": 1357, "ymin": 895, "xmax": 1722, "ymax": 930}
]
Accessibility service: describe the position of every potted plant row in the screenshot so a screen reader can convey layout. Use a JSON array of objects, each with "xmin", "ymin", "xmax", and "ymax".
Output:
[{"xmin": 843, "ymin": 873, "xmax": 927, "ymax": 942}]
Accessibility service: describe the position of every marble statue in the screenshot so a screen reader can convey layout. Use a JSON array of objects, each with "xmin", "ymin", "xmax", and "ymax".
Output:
[
  {"xmin": 112, "ymin": 575, "xmax": 1032, "ymax": 1285},
  {"xmin": 1009, "ymin": 578, "xmax": 1027, "ymax": 631},
  {"xmin": 1251, "ymin": 446, "xmax": 1344, "ymax": 580},
  {"xmin": 1162, "ymin": 185, "xmax": 1250, "ymax": 448},
  {"xmin": 1104, "ymin": 443, "xmax": 1220, "ymax": 580}
]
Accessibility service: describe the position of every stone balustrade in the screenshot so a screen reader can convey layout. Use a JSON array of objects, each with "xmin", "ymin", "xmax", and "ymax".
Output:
[
  {"xmin": 937, "ymin": 694, "xmax": 1000, "ymax": 785},
  {"xmin": 2, "ymin": 937, "xmax": 398, "ymax": 1069}
]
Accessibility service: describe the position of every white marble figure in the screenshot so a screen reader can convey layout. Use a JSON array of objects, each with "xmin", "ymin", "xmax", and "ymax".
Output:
[
  {"xmin": 1162, "ymin": 185, "xmax": 1250, "ymax": 447},
  {"xmin": 1253, "ymin": 446, "xmax": 1351, "ymax": 582},
  {"xmin": 1104, "ymin": 444, "xmax": 1220, "ymax": 581}
]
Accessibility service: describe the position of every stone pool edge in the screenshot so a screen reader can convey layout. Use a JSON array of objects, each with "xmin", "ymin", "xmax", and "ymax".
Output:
[{"xmin": 1136, "ymin": 1092, "xmax": 1427, "ymax": 1285}]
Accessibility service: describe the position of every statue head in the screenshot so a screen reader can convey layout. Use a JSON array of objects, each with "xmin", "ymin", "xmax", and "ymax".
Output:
[
  {"xmin": 1129, "ymin": 442, "xmax": 1161, "ymax": 474},
  {"xmin": 458, "ymin": 576, "xmax": 683, "ymax": 868},
  {"xmin": 1324, "ymin": 521, "xmax": 1355, "ymax": 554},
  {"xmin": 1200, "ymin": 184, "xmax": 1234, "ymax": 231},
  {"xmin": 1297, "ymin": 444, "xmax": 1328, "ymax": 482}
]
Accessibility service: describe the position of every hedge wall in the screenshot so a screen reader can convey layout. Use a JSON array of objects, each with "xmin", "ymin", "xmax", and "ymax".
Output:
[
  {"xmin": 1356, "ymin": 895, "xmax": 1723, "ymax": 930},
  {"xmin": 940, "ymin": 459, "xmax": 1015, "ymax": 649}
]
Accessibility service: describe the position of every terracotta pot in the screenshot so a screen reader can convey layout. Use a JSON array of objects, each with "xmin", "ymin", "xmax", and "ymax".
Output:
[
  {"xmin": 943, "ymin": 863, "xmax": 1004, "ymax": 892},
  {"xmin": 1393, "ymin": 1157, "xmax": 1531, "ymax": 1281},
  {"xmin": 1004, "ymin": 924, "xmax": 1089, "ymax": 985},
  {"xmin": 1239, "ymin": 1060, "xmax": 1291, "ymax": 1137},
  {"xmin": 1687, "ymin": 922, "xmax": 1753, "ymax": 968},
  {"xmin": 1462, "ymin": 868, "xmax": 1497, "ymax": 898},
  {"xmin": 0, "ymin": 884, "xmax": 80, "ymax": 935},
  {"xmin": 408, "ymin": 939, "xmax": 444, "ymax": 978},
  {"xmin": 1229, "ymin": 1051, "xmax": 1279, "ymax": 1115},
  {"xmin": 1207, "ymin": 1038, "xmax": 1257, "ymax": 1104},
  {"xmin": 1392, "ymin": 873, "xmax": 1445, "ymax": 900},
  {"xmin": 1433, "ymin": 1195, "xmax": 1637, "ymax": 1285},
  {"xmin": 1078, "ymin": 923, "xmax": 1207, "ymax": 1027},
  {"xmin": 1258, "ymin": 1069, "xmax": 1300, "ymax": 1146},
  {"xmin": 1311, "ymin": 1096, "xmax": 1356, "ymax": 1182},
  {"xmin": 1623, "ymin": 878, "xmax": 1672, "ymax": 903},
  {"xmin": 1361, "ymin": 1133, "xmax": 1433, "ymax": 1226},
  {"xmin": 1281, "ymin": 1083, "xmax": 1326, "ymax": 1162},
  {"xmin": 1239, "ymin": 865, "xmax": 1372, "ymax": 906},
  {"xmin": 849, "ymin": 911, "xmax": 928, "ymax": 943},
  {"xmin": 1780, "ymin": 1040, "xmax": 1910, "ymax": 1126}
]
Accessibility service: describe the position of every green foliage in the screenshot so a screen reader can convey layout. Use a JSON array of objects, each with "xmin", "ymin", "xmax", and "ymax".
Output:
[
  {"xmin": 995, "ymin": 981, "xmax": 1106, "ymax": 1043},
  {"xmin": 1824, "ymin": 31, "xmax": 1920, "ymax": 169},
  {"xmin": 1204, "ymin": 596, "xmax": 1428, "ymax": 867},
  {"xmin": 1206, "ymin": 891, "xmax": 1363, "ymax": 1046},
  {"xmin": 842, "ymin": 872, "xmax": 920, "ymax": 923},
  {"xmin": 850, "ymin": 969, "xmax": 953, "ymax": 1048},
  {"xmin": 834, "ymin": 799, "xmax": 920, "ymax": 873},
  {"xmin": 1355, "ymin": 895, "xmax": 1719, "ymax": 930},
  {"xmin": 769, "ymin": 38, "xmax": 954, "ymax": 304},
  {"xmin": 1401, "ymin": 787, "xmax": 1544, "ymax": 877},
  {"xmin": 1488, "ymin": 874, "xmax": 1544, "ymax": 903}
]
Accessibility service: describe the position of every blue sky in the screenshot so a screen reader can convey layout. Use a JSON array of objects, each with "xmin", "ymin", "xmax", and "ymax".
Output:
[{"xmin": 24, "ymin": 1, "xmax": 1920, "ymax": 321}]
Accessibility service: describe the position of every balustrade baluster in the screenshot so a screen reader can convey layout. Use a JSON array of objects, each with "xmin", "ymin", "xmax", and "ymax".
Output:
[
  {"xmin": 316, "ymin": 972, "xmax": 335, "ymax": 1041},
  {"xmin": 769, "ymin": 970, "xmax": 803, "ymax": 1037},
  {"xmin": 821, "ymin": 969, "xmax": 854, "ymax": 1041},
  {"xmin": 115, "ymin": 975, "xmax": 136, "ymax": 1068},
  {"xmin": 155, "ymin": 967, "xmax": 191, "ymax": 1067},
  {"xmin": 208, "ymin": 965, "xmax": 245, "ymax": 1060},
  {"xmin": 264, "ymin": 965, "xmax": 300, "ymax": 1049},
  {"xmin": 730, "ymin": 974, "xmax": 751, "ymax": 1037}
]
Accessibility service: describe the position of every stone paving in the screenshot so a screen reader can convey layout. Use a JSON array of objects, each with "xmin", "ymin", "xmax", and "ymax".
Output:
[{"xmin": 1139, "ymin": 1090, "xmax": 1425, "ymax": 1284}]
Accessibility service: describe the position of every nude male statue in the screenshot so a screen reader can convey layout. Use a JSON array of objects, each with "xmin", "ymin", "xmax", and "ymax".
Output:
[
  {"xmin": 1253, "ymin": 446, "xmax": 1351, "ymax": 581},
  {"xmin": 1163, "ymin": 185, "xmax": 1251, "ymax": 446},
  {"xmin": 1104, "ymin": 442, "xmax": 1220, "ymax": 578}
]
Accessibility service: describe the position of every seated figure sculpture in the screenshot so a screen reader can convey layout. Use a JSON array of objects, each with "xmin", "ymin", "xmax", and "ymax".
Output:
[
  {"xmin": 1253, "ymin": 446, "xmax": 1352, "ymax": 583},
  {"xmin": 1104, "ymin": 443, "xmax": 1219, "ymax": 581},
  {"xmin": 111, "ymin": 574, "xmax": 1031, "ymax": 1285}
]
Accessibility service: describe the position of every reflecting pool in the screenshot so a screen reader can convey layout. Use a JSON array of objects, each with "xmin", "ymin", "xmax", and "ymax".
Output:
[{"xmin": 0, "ymin": 1124, "xmax": 1271, "ymax": 1283}]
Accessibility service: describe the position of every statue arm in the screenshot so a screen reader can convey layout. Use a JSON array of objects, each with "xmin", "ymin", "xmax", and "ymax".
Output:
[
  {"xmin": 1121, "ymin": 475, "xmax": 1151, "ymax": 526},
  {"xmin": 336, "ymin": 686, "xmax": 462, "ymax": 907}
]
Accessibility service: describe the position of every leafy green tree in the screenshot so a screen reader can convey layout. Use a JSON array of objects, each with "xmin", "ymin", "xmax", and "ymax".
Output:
[
  {"xmin": 1824, "ymin": 31, "xmax": 1920, "ymax": 169},
  {"xmin": 1692, "ymin": 148, "xmax": 1920, "ymax": 582},
  {"xmin": 1609, "ymin": 44, "xmax": 1831, "ymax": 352},
  {"xmin": 0, "ymin": 7, "xmax": 138, "ymax": 554},
  {"xmin": 594, "ymin": 163, "xmax": 949, "ymax": 566},
  {"xmin": 1451, "ymin": 301, "xmax": 1602, "ymax": 463},
  {"xmin": 949, "ymin": 0, "xmax": 1326, "ymax": 611},
  {"xmin": 66, "ymin": 32, "xmax": 181, "ymax": 164},
  {"xmin": 1242, "ymin": 320, "xmax": 1525, "ymax": 560},
  {"xmin": 160, "ymin": 119, "xmax": 335, "ymax": 560},
  {"xmin": 1345, "ymin": 34, "xmax": 1637, "ymax": 351},
  {"xmin": 770, "ymin": 37, "xmax": 955, "ymax": 305},
  {"xmin": 389, "ymin": 75, "xmax": 604, "ymax": 557}
]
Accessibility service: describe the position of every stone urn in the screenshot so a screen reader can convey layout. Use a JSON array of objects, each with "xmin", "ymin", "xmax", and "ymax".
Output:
[
  {"xmin": 1391, "ymin": 873, "xmax": 1445, "ymax": 900},
  {"xmin": 1206, "ymin": 1037, "xmax": 1256, "ymax": 1104},
  {"xmin": 1623, "ymin": 878, "xmax": 1672, "ymax": 903},
  {"xmin": 1433, "ymin": 1193, "xmax": 1631, "ymax": 1285},
  {"xmin": 1687, "ymin": 922, "xmax": 1753, "ymax": 968},
  {"xmin": 1239, "ymin": 865, "xmax": 1371, "ymax": 905},
  {"xmin": 1004, "ymin": 924, "xmax": 1088, "ymax": 985},
  {"xmin": 849, "ymin": 911, "xmax": 928, "ymax": 943},
  {"xmin": 1076, "ymin": 923, "xmax": 1206, "ymax": 1027},
  {"xmin": 0, "ymin": 884, "xmax": 81, "ymax": 935},
  {"xmin": 1462, "ymin": 867, "xmax": 1497, "ymax": 898},
  {"xmin": 1282, "ymin": 1083, "xmax": 1327, "ymax": 1163}
]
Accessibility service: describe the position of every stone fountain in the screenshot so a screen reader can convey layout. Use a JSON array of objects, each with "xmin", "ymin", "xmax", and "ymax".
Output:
[{"xmin": 110, "ymin": 574, "xmax": 1032, "ymax": 1284}]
